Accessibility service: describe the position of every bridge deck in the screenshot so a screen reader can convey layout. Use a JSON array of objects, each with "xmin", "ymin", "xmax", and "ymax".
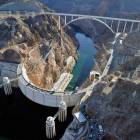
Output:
[{"xmin": 0, "ymin": 11, "xmax": 140, "ymax": 23}]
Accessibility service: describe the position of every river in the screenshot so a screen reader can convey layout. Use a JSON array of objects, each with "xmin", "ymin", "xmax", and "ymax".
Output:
[{"xmin": 66, "ymin": 33, "xmax": 97, "ymax": 91}]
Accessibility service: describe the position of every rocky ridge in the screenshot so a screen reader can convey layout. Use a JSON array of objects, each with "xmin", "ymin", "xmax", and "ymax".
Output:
[
  {"xmin": 61, "ymin": 30, "xmax": 140, "ymax": 140},
  {"xmin": 0, "ymin": 1, "xmax": 78, "ymax": 90}
]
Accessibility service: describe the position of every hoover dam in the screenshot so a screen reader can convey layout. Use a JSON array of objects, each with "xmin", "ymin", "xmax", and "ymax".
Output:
[{"xmin": 0, "ymin": 1, "xmax": 140, "ymax": 140}]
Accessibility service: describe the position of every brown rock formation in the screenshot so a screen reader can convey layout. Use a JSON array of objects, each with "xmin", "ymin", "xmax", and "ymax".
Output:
[
  {"xmin": 101, "ymin": 134, "xmax": 118, "ymax": 140},
  {"xmin": 86, "ymin": 79, "xmax": 140, "ymax": 140},
  {"xmin": 0, "ymin": 10, "xmax": 78, "ymax": 90},
  {"xmin": 2, "ymin": 49, "xmax": 21, "ymax": 63}
]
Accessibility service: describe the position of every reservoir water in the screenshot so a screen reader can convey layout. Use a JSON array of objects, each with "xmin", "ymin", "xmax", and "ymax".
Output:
[{"xmin": 66, "ymin": 33, "xmax": 97, "ymax": 91}]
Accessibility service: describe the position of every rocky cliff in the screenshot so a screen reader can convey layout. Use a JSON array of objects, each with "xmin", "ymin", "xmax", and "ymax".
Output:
[
  {"xmin": 0, "ymin": 0, "xmax": 78, "ymax": 90},
  {"xmin": 110, "ymin": 31, "xmax": 140, "ymax": 82},
  {"xmin": 0, "ymin": 0, "xmax": 11, "ymax": 6},
  {"xmin": 85, "ymin": 78, "xmax": 140, "ymax": 140},
  {"xmin": 62, "ymin": 79, "xmax": 140, "ymax": 140},
  {"xmin": 61, "ymin": 30, "xmax": 140, "ymax": 139}
]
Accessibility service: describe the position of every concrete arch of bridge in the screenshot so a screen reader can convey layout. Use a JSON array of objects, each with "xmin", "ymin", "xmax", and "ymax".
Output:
[{"xmin": 63, "ymin": 16, "xmax": 115, "ymax": 34}]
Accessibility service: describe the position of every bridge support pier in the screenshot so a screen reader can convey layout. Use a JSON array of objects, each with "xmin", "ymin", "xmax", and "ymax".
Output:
[
  {"xmin": 58, "ymin": 15, "xmax": 61, "ymax": 30},
  {"xmin": 104, "ymin": 19, "xmax": 107, "ymax": 24},
  {"xmin": 64, "ymin": 15, "xmax": 67, "ymax": 25},
  {"xmin": 130, "ymin": 22, "xmax": 134, "ymax": 33},
  {"xmin": 116, "ymin": 20, "xmax": 120, "ymax": 33},
  {"xmin": 123, "ymin": 21, "xmax": 127, "ymax": 33},
  {"xmin": 137, "ymin": 23, "xmax": 140, "ymax": 31},
  {"xmin": 71, "ymin": 16, "xmax": 74, "ymax": 21},
  {"xmin": 110, "ymin": 20, "xmax": 113, "ymax": 29}
]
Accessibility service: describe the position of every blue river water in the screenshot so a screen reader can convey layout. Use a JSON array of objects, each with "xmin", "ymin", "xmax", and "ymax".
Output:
[{"xmin": 66, "ymin": 33, "xmax": 97, "ymax": 91}]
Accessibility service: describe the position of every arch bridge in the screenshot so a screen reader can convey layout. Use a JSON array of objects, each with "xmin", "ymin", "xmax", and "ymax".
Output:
[
  {"xmin": 46, "ymin": 12, "xmax": 140, "ymax": 34},
  {"xmin": 0, "ymin": 11, "xmax": 140, "ymax": 34},
  {"xmin": 48, "ymin": 12, "xmax": 140, "ymax": 34}
]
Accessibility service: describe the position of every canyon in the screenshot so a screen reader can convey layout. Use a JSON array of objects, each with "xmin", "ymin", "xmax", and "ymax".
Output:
[
  {"xmin": 0, "ymin": 0, "xmax": 140, "ymax": 140},
  {"xmin": 0, "ymin": 0, "xmax": 78, "ymax": 90}
]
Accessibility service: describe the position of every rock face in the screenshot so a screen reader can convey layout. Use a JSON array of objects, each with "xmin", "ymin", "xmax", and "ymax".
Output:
[
  {"xmin": 111, "ymin": 31, "xmax": 140, "ymax": 81},
  {"xmin": 101, "ymin": 134, "xmax": 118, "ymax": 140},
  {"xmin": 0, "ymin": 17, "xmax": 34, "ymax": 48},
  {"xmin": 86, "ymin": 79, "xmax": 140, "ymax": 140},
  {"xmin": 2, "ymin": 49, "xmax": 21, "ymax": 63},
  {"xmin": 0, "ymin": 1, "xmax": 78, "ymax": 90},
  {"xmin": 0, "ymin": 0, "xmax": 46, "ymax": 12},
  {"xmin": 24, "ymin": 15, "xmax": 77, "ymax": 89},
  {"xmin": 0, "ymin": 0, "xmax": 11, "ymax": 6},
  {"xmin": 61, "ymin": 30, "xmax": 140, "ymax": 139},
  {"xmin": 62, "ymin": 77, "xmax": 140, "ymax": 140}
]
